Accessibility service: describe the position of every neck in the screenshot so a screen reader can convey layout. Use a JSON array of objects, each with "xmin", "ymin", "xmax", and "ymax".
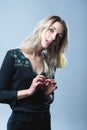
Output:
[
  {"xmin": 33, "ymin": 44, "xmax": 43, "ymax": 56},
  {"xmin": 21, "ymin": 42, "xmax": 44, "ymax": 58},
  {"xmin": 23, "ymin": 46, "xmax": 43, "ymax": 58}
]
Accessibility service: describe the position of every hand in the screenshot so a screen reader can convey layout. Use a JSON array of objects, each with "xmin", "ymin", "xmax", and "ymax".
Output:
[
  {"xmin": 29, "ymin": 75, "xmax": 46, "ymax": 95},
  {"xmin": 42, "ymin": 79, "xmax": 57, "ymax": 95}
]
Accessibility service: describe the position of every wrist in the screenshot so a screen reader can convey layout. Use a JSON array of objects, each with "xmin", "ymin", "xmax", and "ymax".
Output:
[
  {"xmin": 17, "ymin": 89, "xmax": 32, "ymax": 99},
  {"xmin": 27, "ymin": 88, "xmax": 33, "ymax": 96}
]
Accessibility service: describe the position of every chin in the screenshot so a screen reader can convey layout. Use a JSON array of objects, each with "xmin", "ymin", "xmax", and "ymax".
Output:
[
  {"xmin": 41, "ymin": 41, "xmax": 50, "ymax": 49},
  {"xmin": 43, "ymin": 45, "xmax": 49, "ymax": 49}
]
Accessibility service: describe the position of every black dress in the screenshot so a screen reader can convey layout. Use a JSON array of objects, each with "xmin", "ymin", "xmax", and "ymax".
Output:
[{"xmin": 0, "ymin": 48, "xmax": 54, "ymax": 130}]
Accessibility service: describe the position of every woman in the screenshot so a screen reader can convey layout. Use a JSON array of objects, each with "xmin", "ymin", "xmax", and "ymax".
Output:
[{"xmin": 0, "ymin": 16, "xmax": 68, "ymax": 130}]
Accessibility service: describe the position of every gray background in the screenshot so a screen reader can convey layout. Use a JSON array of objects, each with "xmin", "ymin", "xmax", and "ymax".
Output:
[{"xmin": 0, "ymin": 0, "xmax": 87, "ymax": 130}]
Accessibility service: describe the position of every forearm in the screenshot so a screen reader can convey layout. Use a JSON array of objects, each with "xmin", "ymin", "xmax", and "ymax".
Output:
[
  {"xmin": 0, "ymin": 90, "xmax": 17, "ymax": 104},
  {"xmin": 17, "ymin": 88, "xmax": 32, "ymax": 99},
  {"xmin": 0, "ymin": 88, "xmax": 32, "ymax": 104}
]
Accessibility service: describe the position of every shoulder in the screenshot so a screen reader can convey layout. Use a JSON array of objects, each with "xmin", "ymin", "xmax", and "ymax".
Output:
[
  {"xmin": 7, "ymin": 48, "xmax": 20, "ymax": 56},
  {"xmin": 4, "ymin": 48, "xmax": 21, "ymax": 63},
  {"xmin": 1, "ymin": 49, "xmax": 20, "ymax": 68},
  {"xmin": 7, "ymin": 48, "xmax": 30, "ymax": 67},
  {"xmin": 6, "ymin": 48, "xmax": 23, "ymax": 59}
]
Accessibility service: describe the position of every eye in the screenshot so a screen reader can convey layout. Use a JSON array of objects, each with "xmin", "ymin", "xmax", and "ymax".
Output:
[
  {"xmin": 59, "ymin": 34, "xmax": 63, "ymax": 39},
  {"xmin": 56, "ymin": 33, "xmax": 63, "ymax": 41},
  {"xmin": 49, "ymin": 28, "xmax": 54, "ymax": 33}
]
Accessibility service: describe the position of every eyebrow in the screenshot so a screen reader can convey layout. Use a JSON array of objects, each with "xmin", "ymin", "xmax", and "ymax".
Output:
[
  {"xmin": 51, "ymin": 26, "xmax": 63, "ymax": 35},
  {"xmin": 51, "ymin": 26, "xmax": 56, "ymax": 30}
]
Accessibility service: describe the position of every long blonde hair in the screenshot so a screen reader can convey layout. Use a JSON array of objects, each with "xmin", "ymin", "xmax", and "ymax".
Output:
[{"xmin": 20, "ymin": 16, "xmax": 68, "ymax": 78}]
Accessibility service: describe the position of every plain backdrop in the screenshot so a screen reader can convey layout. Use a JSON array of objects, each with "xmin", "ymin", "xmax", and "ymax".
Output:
[{"xmin": 0, "ymin": 0, "xmax": 87, "ymax": 130}]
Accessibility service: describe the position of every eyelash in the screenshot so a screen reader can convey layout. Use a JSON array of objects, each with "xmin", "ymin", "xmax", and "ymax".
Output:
[
  {"xmin": 48, "ymin": 28, "xmax": 63, "ymax": 40},
  {"xmin": 49, "ymin": 28, "xmax": 54, "ymax": 33}
]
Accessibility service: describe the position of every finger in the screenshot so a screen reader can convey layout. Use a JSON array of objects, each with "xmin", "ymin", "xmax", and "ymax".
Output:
[
  {"xmin": 37, "ymin": 75, "xmax": 46, "ymax": 82},
  {"xmin": 37, "ymin": 75, "xmax": 46, "ymax": 79},
  {"xmin": 44, "ymin": 81, "xmax": 57, "ymax": 86},
  {"xmin": 51, "ymin": 82, "xmax": 57, "ymax": 86},
  {"xmin": 35, "ymin": 81, "xmax": 43, "ymax": 86},
  {"xmin": 45, "ymin": 79, "xmax": 55, "ymax": 81},
  {"xmin": 45, "ymin": 79, "xmax": 56, "ymax": 84}
]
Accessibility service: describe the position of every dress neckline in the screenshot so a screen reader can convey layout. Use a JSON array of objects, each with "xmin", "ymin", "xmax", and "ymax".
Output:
[{"xmin": 18, "ymin": 48, "xmax": 44, "ymax": 75}]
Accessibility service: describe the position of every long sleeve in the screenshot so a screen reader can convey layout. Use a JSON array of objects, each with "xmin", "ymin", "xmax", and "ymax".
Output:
[{"xmin": 0, "ymin": 51, "xmax": 17, "ymax": 104}]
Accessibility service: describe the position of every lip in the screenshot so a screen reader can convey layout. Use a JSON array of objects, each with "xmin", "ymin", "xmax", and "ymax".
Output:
[{"xmin": 46, "ymin": 39, "xmax": 51, "ymax": 45}]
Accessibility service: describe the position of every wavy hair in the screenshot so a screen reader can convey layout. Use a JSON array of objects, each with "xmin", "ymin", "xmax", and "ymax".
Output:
[{"xmin": 20, "ymin": 16, "xmax": 68, "ymax": 78}]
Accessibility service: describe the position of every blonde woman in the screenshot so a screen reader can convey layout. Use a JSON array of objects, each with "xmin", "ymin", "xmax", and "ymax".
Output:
[{"xmin": 0, "ymin": 16, "xmax": 68, "ymax": 130}]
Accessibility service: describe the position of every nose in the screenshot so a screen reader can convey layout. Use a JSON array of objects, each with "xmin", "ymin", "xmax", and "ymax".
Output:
[{"xmin": 51, "ymin": 33, "xmax": 57, "ymax": 41}]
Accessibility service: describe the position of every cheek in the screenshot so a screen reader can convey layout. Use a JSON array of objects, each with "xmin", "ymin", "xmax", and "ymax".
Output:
[
  {"xmin": 40, "ymin": 34, "xmax": 46, "ymax": 47},
  {"xmin": 45, "ymin": 30, "xmax": 51, "ymax": 40},
  {"xmin": 41, "ymin": 29, "xmax": 50, "ymax": 44},
  {"xmin": 41, "ymin": 30, "xmax": 46, "ymax": 41}
]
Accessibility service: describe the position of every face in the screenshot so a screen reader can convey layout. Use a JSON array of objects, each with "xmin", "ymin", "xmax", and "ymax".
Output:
[{"xmin": 41, "ymin": 21, "xmax": 64, "ymax": 49}]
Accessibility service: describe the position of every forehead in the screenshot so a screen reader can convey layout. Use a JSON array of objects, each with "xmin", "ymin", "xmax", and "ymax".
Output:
[{"xmin": 51, "ymin": 22, "xmax": 63, "ymax": 33}]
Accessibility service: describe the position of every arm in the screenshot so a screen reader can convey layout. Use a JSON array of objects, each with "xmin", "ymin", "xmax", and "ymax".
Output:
[
  {"xmin": 17, "ymin": 74, "xmax": 46, "ymax": 99},
  {"xmin": 0, "ymin": 51, "xmax": 17, "ymax": 104},
  {"xmin": 0, "ymin": 51, "xmax": 46, "ymax": 104},
  {"xmin": 43, "ymin": 78, "xmax": 57, "ymax": 104}
]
